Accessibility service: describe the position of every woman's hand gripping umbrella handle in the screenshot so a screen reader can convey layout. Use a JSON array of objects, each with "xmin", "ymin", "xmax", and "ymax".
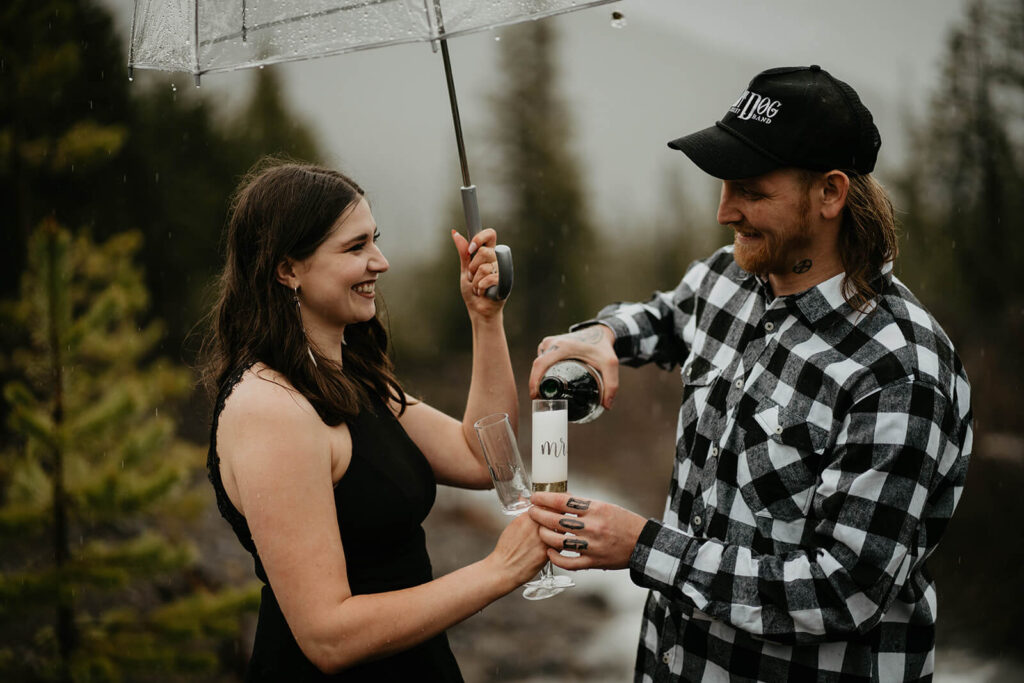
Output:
[{"xmin": 462, "ymin": 185, "xmax": 513, "ymax": 300}]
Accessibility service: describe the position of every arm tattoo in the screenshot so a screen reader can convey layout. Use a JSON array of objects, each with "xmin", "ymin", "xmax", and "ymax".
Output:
[
  {"xmin": 559, "ymin": 518, "xmax": 585, "ymax": 530},
  {"xmin": 563, "ymin": 538, "xmax": 588, "ymax": 551},
  {"xmin": 792, "ymin": 259, "xmax": 812, "ymax": 274},
  {"xmin": 571, "ymin": 326, "xmax": 605, "ymax": 344},
  {"xmin": 566, "ymin": 497, "xmax": 591, "ymax": 511}
]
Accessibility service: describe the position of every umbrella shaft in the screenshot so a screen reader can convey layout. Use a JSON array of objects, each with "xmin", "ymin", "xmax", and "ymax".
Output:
[{"xmin": 440, "ymin": 38, "xmax": 471, "ymax": 188}]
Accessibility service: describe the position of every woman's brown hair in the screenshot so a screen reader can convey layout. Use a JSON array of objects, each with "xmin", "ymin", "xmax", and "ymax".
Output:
[{"xmin": 201, "ymin": 159, "xmax": 406, "ymax": 424}]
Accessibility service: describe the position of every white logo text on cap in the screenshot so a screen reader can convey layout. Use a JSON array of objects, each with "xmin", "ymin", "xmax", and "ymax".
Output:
[{"xmin": 730, "ymin": 90, "xmax": 782, "ymax": 124}]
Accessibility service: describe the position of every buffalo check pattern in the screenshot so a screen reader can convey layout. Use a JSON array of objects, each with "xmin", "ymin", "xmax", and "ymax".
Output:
[{"xmin": 583, "ymin": 246, "xmax": 972, "ymax": 682}]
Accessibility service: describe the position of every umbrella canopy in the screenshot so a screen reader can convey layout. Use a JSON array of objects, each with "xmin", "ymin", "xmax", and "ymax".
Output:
[
  {"xmin": 128, "ymin": 0, "xmax": 620, "ymax": 300},
  {"xmin": 128, "ymin": 0, "xmax": 618, "ymax": 78}
]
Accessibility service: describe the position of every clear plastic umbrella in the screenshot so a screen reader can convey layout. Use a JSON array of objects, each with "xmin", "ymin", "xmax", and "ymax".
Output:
[{"xmin": 128, "ymin": 0, "xmax": 620, "ymax": 299}]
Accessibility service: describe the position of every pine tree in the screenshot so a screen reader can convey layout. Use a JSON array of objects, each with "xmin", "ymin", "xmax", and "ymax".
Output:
[
  {"xmin": 890, "ymin": 0, "xmax": 1024, "ymax": 658},
  {"xmin": 897, "ymin": 0, "xmax": 1024, "ymax": 323},
  {"xmin": 0, "ymin": 223, "xmax": 259, "ymax": 682},
  {"xmin": 1, "ymin": 0, "xmax": 326, "ymax": 363}
]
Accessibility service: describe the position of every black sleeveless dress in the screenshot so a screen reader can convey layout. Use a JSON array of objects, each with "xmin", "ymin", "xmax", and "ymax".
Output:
[{"xmin": 207, "ymin": 367, "xmax": 464, "ymax": 682}]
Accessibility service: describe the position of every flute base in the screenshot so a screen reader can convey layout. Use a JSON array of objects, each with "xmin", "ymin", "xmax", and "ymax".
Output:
[{"xmin": 522, "ymin": 573, "xmax": 575, "ymax": 600}]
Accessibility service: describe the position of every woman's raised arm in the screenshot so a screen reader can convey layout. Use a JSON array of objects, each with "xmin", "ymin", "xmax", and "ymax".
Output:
[{"xmin": 398, "ymin": 228, "xmax": 518, "ymax": 488}]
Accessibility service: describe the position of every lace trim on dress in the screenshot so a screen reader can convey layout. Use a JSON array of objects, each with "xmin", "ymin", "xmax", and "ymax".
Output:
[{"xmin": 206, "ymin": 363, "xmax": 256, "ymax": 554}]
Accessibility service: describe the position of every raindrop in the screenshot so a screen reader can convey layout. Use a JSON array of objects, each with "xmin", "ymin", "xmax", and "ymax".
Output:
[
  {"xmin": 128, "ymin": 76, "xmax": 134, "ymax": 82},
  {"xmin": 171, "ymin": 83, "xmax": 177, "ymax": 92},
  {"xmin": 259, "ymin": 64, "xmax": 265, "ymax": 69},
  {"xmin": 610, "ymin": 11, "xmax": 627, "ymax": 29},
  {"xmin": 494, "ymin": 36, "xmax": 501, "ymax": 42}
]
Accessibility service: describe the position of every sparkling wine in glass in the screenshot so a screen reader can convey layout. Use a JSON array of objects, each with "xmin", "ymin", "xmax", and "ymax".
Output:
[{"xmin": 522, "ymin": 398, "xmax": 575, "ymax": 600}]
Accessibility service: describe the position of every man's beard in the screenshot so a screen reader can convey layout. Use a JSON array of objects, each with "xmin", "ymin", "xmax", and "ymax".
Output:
[{"xmin": 732, "ymin": 200, "xmax": 813, "ymax": 277}]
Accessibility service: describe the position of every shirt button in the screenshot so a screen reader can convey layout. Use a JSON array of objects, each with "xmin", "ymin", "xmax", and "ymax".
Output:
[
  {"xmin": 692, "ymin": 515, "xmax": 703, "ymax": 527},
  {"xmin": 662, "ymin": 652, "xmax": 671, "ymax": 665},
  {"xmin": 735, "ymin": 378, "xmax": 743, "ymax": 389},
  {"xmin": 685, "ymin": 365, "xmax": 692, "ymax": 377},
  {"xmin": 764, "ymin": 321, "xmax": 775, "ymax": 332},
  {"xmin": 711, "ymin": 445, "xmax": 719, "ymax": 457}
]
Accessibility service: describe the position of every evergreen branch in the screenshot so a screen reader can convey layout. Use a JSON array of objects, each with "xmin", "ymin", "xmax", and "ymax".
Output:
[
  {"xmin": 0, "ymin": 569, "xmax": 64, "ymax": 617},
  {"xmin": 116, "ymin": 417, "xmax": 175, "ymax": 469},
  {"xmin": 67, "ymin": 387, "xmax": 134, "ymax": 439},
  {"xmin": 0, "ymin": 500, "xmax": 49, "ymax": 536},
  {"xmin": 73, "ymin": 465, "xmax": 186, "ymax": 519},
  {"xmin": 77, "ymin": 532, "xmax": 195, "ymax": 577},
  {"xmin": 147, "ymin": 582, "xmax": 262, "ymax": 639},
  {"xmin": 3, "ymin": 381, "xmax": 56, "ymax": 449}
]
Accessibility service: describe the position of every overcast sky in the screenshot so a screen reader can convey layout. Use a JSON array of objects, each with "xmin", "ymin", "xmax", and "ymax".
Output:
[{"xmin": 114, "ymin": 0, "xmax": 971, "ymax": 262}]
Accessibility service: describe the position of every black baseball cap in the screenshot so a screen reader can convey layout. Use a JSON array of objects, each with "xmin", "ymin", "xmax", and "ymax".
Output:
[{"xmin": 668, "ymin": 65, "xmax": 880, "ymax": 180}]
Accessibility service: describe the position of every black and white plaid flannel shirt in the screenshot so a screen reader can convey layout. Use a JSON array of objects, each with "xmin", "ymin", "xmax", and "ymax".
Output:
[{"xmin": 584, "ymin": 246, "xmax": 972, "ymax": 682}]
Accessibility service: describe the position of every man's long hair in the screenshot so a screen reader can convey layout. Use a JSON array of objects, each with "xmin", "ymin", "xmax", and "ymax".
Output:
[
  {"xmin": 800, "ymin": 170, "xmax": 898, "ymax": 311},
  {"xmin": 200, "ymin": 159, "xmax": 406, "ymax": 425},
  {"xmin": 838, "ymin": 173, "xmax": 899, "ymax": 311}
]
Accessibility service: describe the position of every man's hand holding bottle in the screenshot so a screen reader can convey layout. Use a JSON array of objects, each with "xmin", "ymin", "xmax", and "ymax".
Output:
[{"xmin": 529, "ymin": 324, "xmax": 619, "ymax": 411}]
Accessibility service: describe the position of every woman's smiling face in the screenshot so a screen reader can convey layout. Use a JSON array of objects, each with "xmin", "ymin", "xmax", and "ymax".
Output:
[{"xmin": 292, "ymin": 197, "xmax": 389, "ymax": 339}]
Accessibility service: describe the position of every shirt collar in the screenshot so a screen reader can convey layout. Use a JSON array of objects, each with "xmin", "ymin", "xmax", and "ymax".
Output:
[{"xmin": 747, "ymin": 261, "xmax": 893, "ymax": 329}]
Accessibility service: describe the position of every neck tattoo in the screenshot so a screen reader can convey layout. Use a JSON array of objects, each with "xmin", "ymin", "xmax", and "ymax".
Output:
[{"xmin": 792, "ymin": 259, "xmax": 812, "ymax": 274}]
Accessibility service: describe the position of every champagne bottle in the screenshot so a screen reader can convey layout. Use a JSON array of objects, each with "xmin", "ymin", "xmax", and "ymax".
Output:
[{"xmin": 538, "ymin": 360, "xmax": 604, "ymax": 423}]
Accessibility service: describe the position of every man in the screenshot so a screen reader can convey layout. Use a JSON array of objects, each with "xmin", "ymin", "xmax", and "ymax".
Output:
[{"xmin": 528, "ymin": 65, "xmax": 973, "ymax": 682}]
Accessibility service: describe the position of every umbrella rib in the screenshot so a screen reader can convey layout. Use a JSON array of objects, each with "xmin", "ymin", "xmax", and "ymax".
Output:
[{"xmin": 201, "ymin": 0, "xmax": 401, "ymax": 47}]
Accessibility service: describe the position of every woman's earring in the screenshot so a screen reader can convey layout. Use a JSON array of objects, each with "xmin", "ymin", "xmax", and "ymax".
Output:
[{"xmin": 293, "ymin": 285, "xmax": 317, "ymax": 367}]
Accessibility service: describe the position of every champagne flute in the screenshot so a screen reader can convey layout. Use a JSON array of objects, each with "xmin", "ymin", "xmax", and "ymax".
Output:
[
  {"xmin": 522, "ymin": 398, "xmax": 575, "ymax": 600},
  {"xmin": 473, "ymin": 413, "xmax": 532, "ymax": 516}
]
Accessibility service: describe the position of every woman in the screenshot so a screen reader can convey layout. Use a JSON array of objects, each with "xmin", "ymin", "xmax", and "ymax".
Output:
[{"xmin": 203, "ymin": 161, "xmax": 547, "ymax": 681}]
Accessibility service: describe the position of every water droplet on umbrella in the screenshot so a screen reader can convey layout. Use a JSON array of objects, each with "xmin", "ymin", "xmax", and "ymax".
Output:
[
  {"xmin": 495, "ymin": 36, "xmax": 501, "ymax": 41},
  {"xmin": 610, "ymin": 11, "xmax": 627, "ymax": 28}
]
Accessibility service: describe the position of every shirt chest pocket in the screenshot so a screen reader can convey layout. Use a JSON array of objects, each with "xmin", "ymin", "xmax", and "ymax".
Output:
[
  {"xmin": 736, "ymin": 399, "xmax": 829, "ymax": 523},
  {"xmin": 681, "ymin": 358, "xmax": 724, "ymax": 429}
]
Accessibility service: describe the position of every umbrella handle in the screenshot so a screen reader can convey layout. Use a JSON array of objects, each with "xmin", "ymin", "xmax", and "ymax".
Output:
[{"xmin": 462, "ymin": 185, "xmax": 513, "ymax": 301}]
